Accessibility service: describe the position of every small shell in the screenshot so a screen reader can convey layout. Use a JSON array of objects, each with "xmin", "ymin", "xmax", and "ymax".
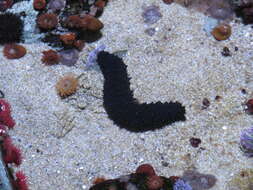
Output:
[{"xmin": 211, "ymin": 23, "xmax": 231, "ymax": 41}]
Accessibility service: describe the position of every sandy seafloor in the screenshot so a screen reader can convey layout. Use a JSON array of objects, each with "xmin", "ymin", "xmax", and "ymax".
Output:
[{"xmin": 1, "ymin": 0, "xmax": 253, "ymax": 189}]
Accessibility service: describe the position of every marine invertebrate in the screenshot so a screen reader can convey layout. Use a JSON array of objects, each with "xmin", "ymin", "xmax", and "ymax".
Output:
[
  {"xmin": 0, "ymin": 99, "xmax": 29, "ymax": 189},
  {"xmin": 13, "ymin": 171, "xmax": 29, "ymax": 190},
  {"xmin": 37, "ymin": 13, "xmax": 58, "ymax": 30},
  {"xmin": 246, "ymin": 99, "xmax": 253, "ymax": 114},
  {"xmin": 211, "ymin": 23, "xmax": 231, "ymax": 41},
  {"xmin": 189, "ymin": 137, "xmax": 201, "ymax": 148},
  {"xmin": 92, "ymin": 177, "xmax": 106, "ymax": 185},
  {"xmin": 48, "ymin": 0, "xmax": 66, "ymax": 12},
  {"xmin": 221, "ymin": 46, "xmax": 231, "ymax": 56},
  {"xmin": 89, "ymin": 164, "xmax": 175, "ymax": 190},
  {"xmin": 60, "ymin": 33, "xmax": 76, "ymax": 45},
  {"xmin": 74, "ymin": 40, "xmax": 85, "ymax": 51},
  {"xmin": 0, "ymin": 0, "xmax": 13, "ymax": 11},
  {"xmin": 135, "ymin": 164, "xmax": 156, "ymax": 176},
  {"xmin": 59, "ymin": 49, "xmax": 79, "ymax": 66},
  {"xmin": 86, "ymin": 44, "xmax": 106, "ymax": 67},
  {"xmin": 0, "ymin": 124, "xmax": 7, "ymax": 137},
  {"xmin": 96, "ymin": 51, "xmax": 186, "ymax": 132},
  {"xmin": 35, "ymin": 0, "xmax": 107, "ymax": 47},
  {"xmin": 182, "ymin": 170, "xmax": 217, "ymax": 189},
  {"xmin": 206, "ymin": 0, "xmax": 234, "ymax": 20},
  {"xmin": 41, "ymin": 49, "xmax": 59, "ymax": 65},
  {"xmin": 2, "ymin": 136, "xmax": 22, "ymax": 166},
  {"xmin": 0, "ymin": 99, "xmax": 15, "ymax": 129},
  {"xmin": 80, "ymin": 15, "xmax": 104, "ymax": 31},
  {"xmin": 0, "ymin": 13, "xmax": 23, "ymax": 44},
  {"xmin": 65, "ymin": 15, "xmax": 82, "ymax": 29},
  {"xmin": 3, "ymin": 43, "xmax": 26, "ymax": 59},
  {"xmin": 173, "ymin": 179, "xmax": 192, "ymax": 190},
  {"xmin": 33, "ymin": 0, "xmax": 46, "ymax": 10},
  {"xmin": 240, "ymin": 127, "xmax": 253, "ymax": 157},
  {"xmin": 142, "ymin": 5, "xmax": 162, "ymax": 24},
  {"xmin": 147, "ymin": 175, "xmax": 164, "ymax": 190},
  {"xmin": 55, "ymin": 74, "xmax": 79, "ymax": 98}
]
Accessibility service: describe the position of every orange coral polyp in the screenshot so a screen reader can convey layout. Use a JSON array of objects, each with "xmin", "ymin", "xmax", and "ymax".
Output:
[
  {"xmin": 55, "ymin": 74, "xmax": 79, "ymax": 98},
  {"xmin": 33, "ymin": 0, "xmax": 46, "ymax": 10},
  {"xmin": 60, "ymin": 33, "xmax": 76, "ymax": 45},
  {"xmin": 37, "ymin": 13, "xmax": 58, "ymax": 30},
  {"xmin": 80, "ymin": 15, "xmax": 103, "ymax": 31},
  {"xmin": 3, "ymin": 43, "xmax": 26, "ymax": 59},
  {"xmin": 41, "ymin": 49, "xmax": 59, "ymax": 65},
  {"xmin": 66, "ymin": 15, "xmax": 82, "ymax": 28}
]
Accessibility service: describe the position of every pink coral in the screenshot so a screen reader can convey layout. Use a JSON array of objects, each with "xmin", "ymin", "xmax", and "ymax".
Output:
[
  {"xmin": 0, "ymin": 99, "xmax": 15, "ymax": 129},
  {"xmin": 14, "ymin": 171, "xmax": 29, "ymax": 190},
  {"xmin": 3, "ymin": 136, "xmax": 22, "ymax": 166}
]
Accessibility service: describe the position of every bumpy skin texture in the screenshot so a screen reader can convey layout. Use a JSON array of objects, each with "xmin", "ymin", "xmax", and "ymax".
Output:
[
  {"xmin": 0, "ymin": 13, "xmax": 23, "ymax": 44},
  {"xmin": 97, "ymin": 51, "xmax": 186, "ymax": 132}
]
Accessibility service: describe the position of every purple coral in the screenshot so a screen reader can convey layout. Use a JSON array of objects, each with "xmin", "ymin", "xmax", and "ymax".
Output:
[
  {"xmin": 240, "ymin": 127, "xmax": 253, "ymax": 157},
  {"xmin": 142, "ymin": 5, "xmax": 162, "ymax": 24},
  {"xmin": 59, "ymin": 49, "xmax": 79, "ymax": 66},
  {"xmin": 173, "ymin": 179, "xmax": 192, "ymax": 190},
  {"xmin": 48, "ymin": 0, "xmax": 66, "ymax": 12},
  {"xmin": 181, "ymin": 170, "xmax": 216, "ymax": 189}
]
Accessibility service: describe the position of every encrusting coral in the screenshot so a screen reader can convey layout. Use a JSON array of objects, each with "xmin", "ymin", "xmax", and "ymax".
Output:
[
  {"xmin": 3, "ymin": 43, "xmax": 26, "ymax": 59},
  {"xmin": 55, "ymin": 74, "xmax": 79, "ymax": 98}
]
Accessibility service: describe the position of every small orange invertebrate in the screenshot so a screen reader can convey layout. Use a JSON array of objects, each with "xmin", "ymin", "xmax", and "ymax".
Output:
[
  {"xmin": 211, "ymin": 23, "xmax": 231, "ymax": 41},
  {"xmin": 3, "ymin": 43, "xmax": 26, "ymax": 59},
  {"xmin": 66, "ymin": 15, "xmax": 82, "ymax": 28},
  {"xmin": 80, "ymin": 15, "xmax": 103, "ymax": 31},
  {"xmin": 41, "ymin": 49, "xmax": 59, "ymax": 65},
  {"xmin": 60, "ymin": 33, "xmax": 76, "ymax": 45},
  {"xmin": 37, "ymin": 13, "xmax": 58, "ymax": 30},
  {"xmin": 55, "ymin": 74, "xmax": 79, "ymax": 98},
  {"xmin": 33, "ymin": 0, "xmax": 46, "ymax": 10}
]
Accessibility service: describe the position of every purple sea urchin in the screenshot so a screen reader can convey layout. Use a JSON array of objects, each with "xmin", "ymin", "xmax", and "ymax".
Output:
[{"xmin": 240, "ymin": 127, "xmax": 253, "ymax": 157}]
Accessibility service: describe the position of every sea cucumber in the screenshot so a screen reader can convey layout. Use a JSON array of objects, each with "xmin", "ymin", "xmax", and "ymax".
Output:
[{"xmin": 97, "ymin": 51, "xmax": 186, "ymax": 132}]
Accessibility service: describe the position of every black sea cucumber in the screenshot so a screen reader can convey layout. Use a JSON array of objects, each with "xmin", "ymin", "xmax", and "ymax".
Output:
[{"xmin": 97, "ymin": 51, "xmax": 186, "ymax": 132}]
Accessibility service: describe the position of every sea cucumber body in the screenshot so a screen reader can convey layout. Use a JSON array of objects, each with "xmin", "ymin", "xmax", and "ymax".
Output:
[{"xmin": 97, "ymin": 51, "xmax": 186, "ymax": 132}]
